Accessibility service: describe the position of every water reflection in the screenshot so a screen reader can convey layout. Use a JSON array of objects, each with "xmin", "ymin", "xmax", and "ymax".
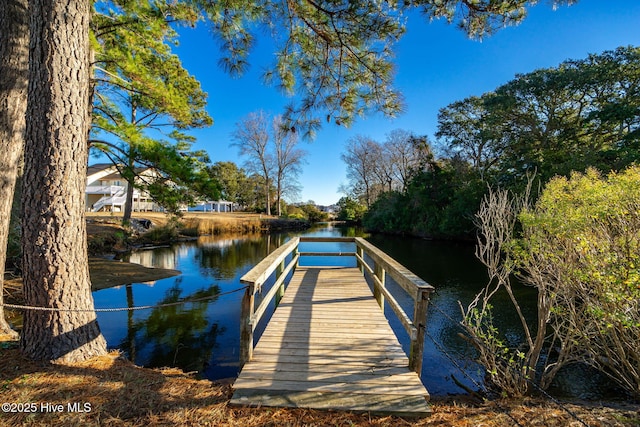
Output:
[
  {"xmin": 93, "ymin": 225, "xmax": 613, "ymax": 398},
  {"xmin": 128, "ymin": 247, "xmax": 178, "ymax": 270},
  {"xmin": 118, "ymin": 277, "xmax": 223, "ymax": 373},
  {"xmin": 195, "ymin": 234, "xmax": 280, "ymax": 280}
]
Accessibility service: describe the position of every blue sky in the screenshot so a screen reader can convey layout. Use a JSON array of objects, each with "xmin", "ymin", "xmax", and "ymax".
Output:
[{"xmin": 172, "ymin": 1, "xmax": 640, "ymax": 206}]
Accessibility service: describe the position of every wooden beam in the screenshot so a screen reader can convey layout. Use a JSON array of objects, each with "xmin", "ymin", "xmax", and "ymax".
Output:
[
  {"xmin": 299, "ymin": 237, "xmax": 356, "ymax": 243},
  {"xmin": 355, "ymin": 237, "xmax": 434, "ymax": 298},
  {"xmin": 251, "ymin": 254, "xmax": 298, "ymax": 330},
  {"xmin": 240, "ymin": 237, "xmax": 299, "ymax": 289},
  {"xmin": 298, "ymin": 252, "xmax": 355, "ymax": 257}
]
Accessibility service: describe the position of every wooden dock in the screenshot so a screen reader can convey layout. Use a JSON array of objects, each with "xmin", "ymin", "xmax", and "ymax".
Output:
[{"xmin": 230, "ymin": 237, "xmax": 434, "ymax": 417}]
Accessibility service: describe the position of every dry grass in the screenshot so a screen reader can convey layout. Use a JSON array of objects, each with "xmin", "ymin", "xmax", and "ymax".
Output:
[
  {"xmin": 0, "ymin": 344, "xmax": 638, "ymax": 427},
  {"xmin": 180, "ymin": 214, "xmax": 264, "ymax": 235},
  {"xmin": 85, "ymin": 212, "xmax": 307, "ymax": 236}
]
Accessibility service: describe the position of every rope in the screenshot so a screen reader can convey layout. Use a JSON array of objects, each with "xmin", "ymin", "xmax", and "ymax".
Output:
[
  {"xmin": 0, "ymin": 285, "xmax": 249, "ymax": 313},
  {"xmin": 428, "ymin": 303, "xmax": 593, "ymax": 427}
]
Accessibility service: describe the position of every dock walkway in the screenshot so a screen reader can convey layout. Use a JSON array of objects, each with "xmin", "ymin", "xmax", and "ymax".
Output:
[{"xmin": 230, "ymin": 237, "xmax": 433, "ymax": 416}]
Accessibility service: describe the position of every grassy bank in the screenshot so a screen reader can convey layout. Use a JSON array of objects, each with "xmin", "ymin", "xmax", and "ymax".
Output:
[
  {"xmin": 86, "ymin": 212, "xmax": 309, "ymax": 246},
  {"xmin": 0, "ymin": 343, "xmax": 637, "ymax": 426},
  {"xmin": 179, "ymin": 214, "xmax": 308, "ymax": 236}
]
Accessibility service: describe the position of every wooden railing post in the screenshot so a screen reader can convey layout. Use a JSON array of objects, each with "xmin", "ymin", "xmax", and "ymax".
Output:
[
  {"xmin": 409, "ymin": 288, "xmax": 431, "ymax": 376},
  {"xmin": 356, "ymin": 245, "xmax": 364, "ymax": 274},
  {"xmin": 239, "ymin": 283, "xmax": 255, "ymax": 368},
  {"xmin": 373, "ymin": 262, "xmax": 385, "ymax": 309},
  {"xmin": 275, "ymin": 259, "xmax": 286, "ymax": 306}
]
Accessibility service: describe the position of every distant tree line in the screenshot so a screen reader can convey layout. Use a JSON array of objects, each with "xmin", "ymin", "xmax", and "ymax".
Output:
[{"xmin": 343, "ymin": 46, "xmax": 640, "ymax": 239}]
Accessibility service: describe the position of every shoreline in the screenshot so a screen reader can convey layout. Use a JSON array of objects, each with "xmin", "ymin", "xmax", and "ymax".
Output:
[{"xmin": 2, "ymin": 213, "xmax": 639, "ymax": 424}]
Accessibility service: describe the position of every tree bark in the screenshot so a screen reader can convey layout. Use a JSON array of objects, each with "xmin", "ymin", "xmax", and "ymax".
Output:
[
  {"xmin": 276, "ymin": 176, "xmax": 282, "ymax": 216},
  {"xmin": 122, "ymin": 150, "xmax": 135, "ymax": 225},
  {"xmin": 122, "ymin": 104, "xmax": 137, "ymax": 225},
  {"xmin": 265, "ymin": 178, "xmax": 271, "ymax": 216},
  {"xmin": 0, "ymin": 0, "xmax": 29, "ymax": 338},
  {"xmin": 20, "ymin": 0, "xmax": 107, "ymax": 362}
]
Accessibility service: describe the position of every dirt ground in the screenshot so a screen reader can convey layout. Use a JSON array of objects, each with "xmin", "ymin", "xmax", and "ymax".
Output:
[
  {"xmin": 0, "ymin": 345, "xmax": 638, "ymax": 427},
  {"xmin": 5, "ymin": 258, "xmax": 180, "ymax": 293}
]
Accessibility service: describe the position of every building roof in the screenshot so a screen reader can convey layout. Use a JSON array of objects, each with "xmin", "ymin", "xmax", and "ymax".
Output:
[
  {"xmin": 87, "ymin": 163, "xmax": 115, "ymax": 176},
  {"xmin": 88, "ymin": 163, "xmax": 155, "ymax": 181}
]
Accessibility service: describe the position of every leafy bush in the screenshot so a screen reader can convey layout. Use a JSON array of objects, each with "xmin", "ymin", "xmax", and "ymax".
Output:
[
  {"xmin": 465, "ymin": 166, "xmax": 640, "ymax": 398},
  {"xmin": 336, "ymin": 197, "xmax": 367, "ymax": 222},
  {"xmin": 517, "ymin": 167, "xmax": 640, "ymax": 397}
]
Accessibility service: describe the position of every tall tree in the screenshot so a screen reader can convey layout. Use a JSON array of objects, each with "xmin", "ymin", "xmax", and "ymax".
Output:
[
  {"xmin": 341, "ymin": 135, "xmax": 382, "ymax": 208},
  {"xmin": 0, "ymin": 0, "xmax": 28, "ymax": 338},
  {"xmin": 208, "ymin": 161, "xmax": 245, "ymax": 203},
  {"xmin": 232, "ymin": 111, "xmax": 274, "ymax": 215},
  {"xmin": 436, "ymin": 96, "xmax": 504, "ymax": 180},
  {"xmin": 436, "ymin": 46, "xmax": 640, "ymax": 188},
  {"xmin": 20, "ymin": 0, "xmax": 107, "ymax": 362},
  {"xmin": 91, "ymin": 0, "xmax": 213, "ymax": 223},
  {"xmin": 272, "ymin": 116, "xmax": 306, "ymax": 216}
]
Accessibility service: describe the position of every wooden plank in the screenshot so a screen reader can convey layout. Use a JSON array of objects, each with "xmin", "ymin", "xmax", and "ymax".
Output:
[
  {"xmin": 230, "ymin": 390, "xmax": 431, "ymax": 418},
  {"xmin": 236, "ymin": 369, "xmax": 422, "ymax": 384},
  {"xmin": 232, "ymin": 266, "xmax": 430, "ymax": 417},
  {"xmin": 355, "ymin": 237, "xmax": 434, "ymax": 297},
  {"xmin": 248, "ymin": 355, "xmax": 410, "ymax": 367},
  {"xmin": 238, "ymin": 362, "xmax": 414, "ymax": 376},
  {"xmin": 240, "ymin": 237, "xmax": 299, "ymax": 287},
  {"xmin": 253, "ymin": 344, "xmax": 401, "ymax": 353},
  {"xmin": 233, "ymin": 378, "xmax": 427, "ymax": 395},
  {"xmin": 255, "ymin": 336, "xmax": 401, "ymax": 346},
  {"xmin": 247, "ymin": 347, "xmax": 408, "ymax": 359},
  {"xmin": 298, "ymin": 252, "xmax": 355, "ymax": 257},
  {"xmin": 299, "ymin": 237, "xmax": 356, "ymax": 243}
]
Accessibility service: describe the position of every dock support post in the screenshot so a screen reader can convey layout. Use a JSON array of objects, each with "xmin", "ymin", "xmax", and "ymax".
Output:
[
  {"xmin": 373, "ymin": 262, "xmax": 386, "ymax": 309},
  {"xmin": 409, "ymin": 288, "xmax": 431, "ymax": 376},
  {"xmin": 239, "ymin": 283, "xmax": 255, "ymax": 368},
  {"xmin": 356, "ymin": 245, "xmax": 364, "ymax": 274},
  {"xmin": 275, "ymin": 259, "xmax": 286, "ymax": 306}
]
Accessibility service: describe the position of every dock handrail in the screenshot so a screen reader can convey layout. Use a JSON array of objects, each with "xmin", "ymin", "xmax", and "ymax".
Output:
[
  {"xmin": 353, "ymin": 237, "xmax": 435, "ymax": 374},
  {"xmin": 238, "ymin": 236, "xmax": 435, "ymax": 376},
  {"xmin": 239, "ymin": 237, "xmax": 300, "ymax": 365}
]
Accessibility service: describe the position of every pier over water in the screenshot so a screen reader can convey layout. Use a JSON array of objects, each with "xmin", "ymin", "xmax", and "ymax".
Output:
[{"xmin": 230, "ymin": 237, "xmax": 434, "ymax": 417}]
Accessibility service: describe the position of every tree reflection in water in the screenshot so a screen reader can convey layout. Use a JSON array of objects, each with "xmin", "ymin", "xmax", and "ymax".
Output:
[
  {"xmin": 195, "ymin": 234, "xmax": 285, "ymax": 279},
  {"xmin": 120, "ymin": 276, "xmax": 224, "ymax": 374}
]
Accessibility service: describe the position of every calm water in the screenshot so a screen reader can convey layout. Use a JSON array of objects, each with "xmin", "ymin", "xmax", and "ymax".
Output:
[{"xmin": 92, "ymin": 224, "xmax": 612, "ymax": 397}]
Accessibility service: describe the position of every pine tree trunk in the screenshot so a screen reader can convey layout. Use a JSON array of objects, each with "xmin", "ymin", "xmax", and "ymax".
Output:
[
  {"xmin": 122, "ymin": 108, "xmax": 136, "ymax": 225},
  {"xmin": 123, "ymin": 180, "xmax": 135, "ymax": 224},
  {"xmin": 122, "ymin": 154, "xmax": 135, "ymax": 226},
  {"xmin": 0, "ymin": 0, "xmax": 29, "ymax": 338},
  {"xmin": 20, "ymin": 0, "xmax": 107, "ymax": 362}
]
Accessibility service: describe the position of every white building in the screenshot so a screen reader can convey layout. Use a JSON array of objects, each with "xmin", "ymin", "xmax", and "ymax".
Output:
[
  {"xmin": 188, "ymin": 200, "xmax": 234, "ymax": 213},
  {"xmin": 86, "ymin": 163, "xmax": 160, "ymax": 212}
]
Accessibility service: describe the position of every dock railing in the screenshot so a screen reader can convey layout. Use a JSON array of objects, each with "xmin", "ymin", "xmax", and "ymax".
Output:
[{"xmin": 238, "ymin": 236, "xmax": 435, "ymax": 375}]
